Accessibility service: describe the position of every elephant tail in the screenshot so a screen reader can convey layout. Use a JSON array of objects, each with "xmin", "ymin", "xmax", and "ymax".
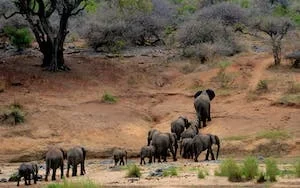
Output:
[
  {"xmin": 81, "ymin": 147, "xmax": 86, "ymax": 161},
  {"xmin": 215, "ymin": 135, "xmax": 220, "ymax": 160},
  {"xmin": 125, "ymin": 151, "xmax": 128, "ymax": 165}
]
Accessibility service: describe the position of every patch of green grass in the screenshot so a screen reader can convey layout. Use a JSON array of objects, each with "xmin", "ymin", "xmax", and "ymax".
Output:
[
  {"xmin": 223, "ymin": 135, "xmax": 249, "ymax": 141},
  {"xmin": 46, "ymin": 179, "xmax": 98, "ymax": 188},
  {"xmin": 8, "ymin": 172, "xmax": 19, "ymax": 182},
  {"xmin": 197, "ymin": 168, "xmax": 208, "ymax": 179},
  {"xmin": 101, "ymin": 92, "xmax": 117, "ymax": 104},
  {"xmin": 242, "ymin": 156, "xmax": 258, "ymax": 180},
  {"xmin": 279, "ymin": 94, "xmax": 300, "ymax": 105},
  {"xmin": 218, "ymin": 61, "xmax": 232, "ymax": 70},
  {"xmin": 126, "ymin": 164, "xmax": 141, "ymax": 178},
  {"xmin": 1, "ymin": 103, "xmax": 25, "ymax": 125},
  {"xmin": 256, "ymin": 171, "xmax": 267, "ymax": 183},
  {"xmin": 163, "ymin": 167, "xmax": 178, "ymax": 177},
  {"xmin": 287, "ymin": 82, "xmax": 300, "ymax": 94},
  {"xmin": 295, "ymin": 159, "xmax": 300, "ymax": 177},
  {"xmin": 265, "ymin": 158, "xmax": 280, "ymax": 182},
  {"xmin": 215, "ymin": 88, "xmax": 232, "ymax": 96},
  {"xmin": 256, "ymin": 130, "xmax": 290, "ymax": 140},
  {"xmin": 215, "ymin": 158, "xmax": 243, "ymax": 182}
]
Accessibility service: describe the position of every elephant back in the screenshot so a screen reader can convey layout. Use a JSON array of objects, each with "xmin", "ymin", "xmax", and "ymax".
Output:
[
  {"xmin": 67, "ymin": 147, "xmax": 84, "ymax": 165},
  {"xmin": 46, "ymin": 148, "xmax": 64, "ymax": 169},
  {"xmin": 152, "ymin": 133, "xmax": 170, "ymax": 153}
]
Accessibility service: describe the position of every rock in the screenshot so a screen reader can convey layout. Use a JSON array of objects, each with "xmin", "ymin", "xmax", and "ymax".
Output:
[
  {"xmin": 128, "ymin": 178, "xmax": 139, "ymax": 183},
  {"xmin": 0, "ymin": 178, "xmax": 8, "ymax": 183}
]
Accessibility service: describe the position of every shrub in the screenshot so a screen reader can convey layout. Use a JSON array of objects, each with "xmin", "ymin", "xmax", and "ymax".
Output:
[
  {"xmin": 242, "ymin": 156, "xmax": 259, "ymax": 180},
  {"xmin": 9, "ymin": 107, "xmax": 25, "ymax": 124},
  {"xmin": 163, "ymin": 167, "xmax": 178, "ymax": 177},
  {"xmin": 256, "ymin": 171, "xmax": 267, "ymax": 183},
  {"xmin": 8, "ymin": 172, "xmax": 18, "ymax": 182},
  {"xmin": 3, "ymin": 26, "xmax": 33, "ymax": 51},
  {"xmin": 295, "ymin": 159, "xmax": 300, "ymax": 178},
  {"xmin": 265, "ymin": 158, "xmax": 280, "ymax": 182},
  {"xmin": 197, "ymin": 168, "xmax": 208, "ymax": 179},
  {"xmin": 279, "ymin": 94, "xmax": 300, "ymax": 105},
  {"xmin": 127, "ymin": 164, "xmax": 141, "ymax": 178},
  {"xmin": 256, "ymin": 130, "xmax": 289, "ymax": 140},
  {"xmin": 1, "ymin": 104, "xmax": 25, "ymax": 125},
  {"xmin": 256, "ymin": 80, "xmax": 268, "ymax": 92},
  {"xmin": 215, "ymin": 158, "xmax": 243, "ymax": 182},
  {"xmin": 287, "ymin": 82, "xmax": 300, "ymax": 94},
  {"xmin": 47, "ymin": 179, "xmax": 98, "ymax": 188},
  {"xmin": 101, "ymin": 92, "xmax": 117, "ymax": 104}
]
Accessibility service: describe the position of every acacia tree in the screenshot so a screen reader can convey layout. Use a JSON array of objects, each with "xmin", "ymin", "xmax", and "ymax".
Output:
[
  {"xmin": 253, "ymin": 17, "xmax": 292, "ymax": 65},
  {"xmin": 3, "ymin": 0, "xmax": 92, "ymax": 71}
]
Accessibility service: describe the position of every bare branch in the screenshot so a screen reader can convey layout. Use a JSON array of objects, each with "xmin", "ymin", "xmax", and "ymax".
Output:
[
  {"xmin": 70, "ymin": 3, "xmax": 87, "ymax": 16},
  {"xmin": 2, "ymin": 12, "xmax": 21, "ymax": 19}
]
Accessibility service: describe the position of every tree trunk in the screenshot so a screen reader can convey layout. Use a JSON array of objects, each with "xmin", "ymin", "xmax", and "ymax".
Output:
[{"xmin": 272, "ymin": 40, "xmax": 281, "ymax": 66}]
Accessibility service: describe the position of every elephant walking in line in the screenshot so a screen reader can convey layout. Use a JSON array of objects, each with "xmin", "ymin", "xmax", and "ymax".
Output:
[
  {"xmin": 140, "ymin": 145, "xmax": 155, "ymax": 165},
  {"xmin": 45, "ymin": 147, "xmax": 66, "ymax": 181},
  {"xmin": 192, "ymin": 133, "xmax": 220, "ymax": 162},
  {"xmin": 147, "ymin": 129, "xmax": 160, "ymax": 146},
  {"xmin": 171, "ymin": 116, "xmax": 191, "ymax": 141},
  {"xmin": 180, "ymin": 138, "xmax": 193, "ymax": 159},
  {"xmin": 194, "ymin": 89, "xmax": 215, "ymax": 128},
  {"xmin": 17, "ymin": 163, "xmax": 38, "ymax": 186},
  {"xmin": 113, "ymin": 149, "xmax": 127, "ymax": 166},
  {"xmin": 180, "ymin": 124, "xmax": 199, "ymax": 139},
  {"xmin": 152, "ymin": 132, "xmax": 177, "ymax": 162},
  {"xmin": 66, "ymin": 146, "xmax": 86, "ymax": 177}
]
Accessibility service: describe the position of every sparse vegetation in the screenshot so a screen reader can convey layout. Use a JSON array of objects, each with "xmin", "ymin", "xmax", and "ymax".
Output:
[
  {"xmin": 8, "ymin": 172, "xmax": 18, "ymax": 182},
  {"xmin": 223, "ymin": 135, "xmax": 249, "ymax": 141},
  {"xmin": 256, "ymin": 80, "xmax": 268, "ymax": 93},
  {"xmin": 126, "ymin": 164, "xmax": 141, "ymax": 178},
  {"xmin": 46, "ymin": 179, "xmax": 98, "ymax": 188},
  {"xmin": 101, "ymin": 92, "xmax": 118, "ymax": 104},
  {"xmin": 256, "ymin": 130, "xmax": 290, "ymax": 140},
  {"xmin": 215, "ymin": 158, "xmax": 243, "ymax": 182},
  {"xmin": 256, "ymin": 171, "xmax": 267, "ymax": 183},
  {"xmin": 163, "ymin": 167, "xmax": 178, "ymax": 177},
  {"xmin": 265, "ymin": 158, "xmax": 280, "ymax": 182},
  {"xmin": 1, "ymin": 103, "xmax": 25, "ymax": 125},
  {"xmin": 197, "ymin": 168, "xmax": 208, "ymax": 179},
  {"xmin": 295, "ymin": 159, "xmax": 300, "ymax": 177},
  {"xmin": 242, "ymin": 156, "xmax": 258, "ymax": 180},
  {"xmin": 3, "ymin": 26, "xmax": 33, "ymax": 51}
]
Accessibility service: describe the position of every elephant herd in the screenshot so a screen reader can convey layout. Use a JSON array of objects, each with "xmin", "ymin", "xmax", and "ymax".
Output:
[
  {"xmin": 15, "ymin": 89, "xmax": 219, "ymax": 186},
  {"xmin": 138, "ymin": 89, "xmax": 220, "ymax": 165}
]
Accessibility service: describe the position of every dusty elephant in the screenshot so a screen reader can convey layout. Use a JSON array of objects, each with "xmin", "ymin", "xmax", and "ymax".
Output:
[
  {"xmin": 17, "ymin": 163, "xmax": 38, "ymax": 186},
  {"xmin": 194, "ymin": 89, "xmax": 215, "ymax": 128},
  {"xmin": 113, "ymin": 149, "xmax": 127, "ymax": 166},
  {"xmin": 45, "ymin": 147, "xmax": 65, "ymax": 181},
  {"xmin": 171, "ymin": 116, "xmax": 191, "ymax": 140},
  {"xmin": 147, "ymin": 129, "xmax": 160, "ymax": 146},
  {"xmin": 180, "ymin": 138, "xmax": 193, "ymax": 159},
  {"xmin": 192, "ymin": 133, "xmax": 220, "ymax": 162},
  {"xmin": 66, "ymin": 146, "xmax": 86, "ymax": 177},
  {"xmin": 140, "ymin": 145, "xmax": 155, "ymax": 165},
  {"xmin": 152, "ymin": 132, "xmax": 177, "ymax": 162},
  {"xmin": 180, "ymin": 124, "xmax": 199, "ymax": 139}
]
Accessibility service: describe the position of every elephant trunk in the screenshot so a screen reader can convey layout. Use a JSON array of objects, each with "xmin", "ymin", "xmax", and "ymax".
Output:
[{"xmin": 215, "ymin": 135, "xmax": 220, "ymax": 160}]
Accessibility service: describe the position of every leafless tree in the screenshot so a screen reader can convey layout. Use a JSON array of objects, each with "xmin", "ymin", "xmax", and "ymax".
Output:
[{"xmin": 3, "ymin": 0, "xmax": 90, "ymax": 71}]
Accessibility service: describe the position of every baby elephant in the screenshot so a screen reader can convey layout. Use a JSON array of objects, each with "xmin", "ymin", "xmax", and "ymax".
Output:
[
  {"xmin": 17, "ymin": 163, "xmax": 38, "ymax": 186},
  {"xmin": 113, "ymin": 149, "xmax": 127, "ymax": 166},
  {"xmin": 140, "ymin": 145, "xmax": 155, "ymax": 165},
  {"xmin": 66, "ymin": 146, "xmax": 86, "ymax": 177}
]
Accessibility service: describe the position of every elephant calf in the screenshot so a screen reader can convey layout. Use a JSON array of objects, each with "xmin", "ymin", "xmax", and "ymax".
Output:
[
  {"xmin": 66, "ymin": 146, "xmax": 86, "ymax": 177},
  {"xmin": 17, "ymin": 163, "xmax": 38, "ymax": 186},
  {"xmin": 113, "ymin": 149, "xmax": 127, "ymax": 166},
  {"xmin": 171, "ymin": 116, "xmax": 190, "ymax": 141},
  {"xmin": 140, "ymin": 145, "xmax": 155, "ymax": 165},
  {"xmin": 45, "ymin": 147, "xmax": 66, "ymax": 181},
  {"xmin": 180, "ymin": 124, "xmax": 198, "ymax": 139},
  {"xmin": 180, "ymin": 138, "xmax": 193, "ymax": 159}
]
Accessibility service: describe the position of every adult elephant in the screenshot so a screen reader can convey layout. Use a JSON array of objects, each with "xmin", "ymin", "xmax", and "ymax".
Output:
[
  {"xmin": 66, "ymin": 146, "xmax": 86, "ymax": 177},
  {"xmin": 180, "ymin": 124, "xmax": 198, "ymax": 139},
  {"xmin": 171, "ymin": 116, "xmax": 190, "ymax": 140},
  {"xmin": 192, "ymin": 134, "xmax": 220, "ymax": 162},
  {"xmin": 45, "ymin": 147, "xmax": 65, "ymax": 181},
  {"xmin": 147, "ymin": 129, "xmax": 160, "ymax": 146},
  {"xmin": 194, "ymin": 89, "xmax": 215, "ymax": 128},
  {"xmin": 152, "ymin": 132, "xmax": 177, "ymax": 162}
]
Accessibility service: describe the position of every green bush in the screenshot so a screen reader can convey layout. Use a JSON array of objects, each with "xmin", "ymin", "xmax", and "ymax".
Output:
[
  {"xmin": 256, "ymin": 171, "xmax": 267, "ymax": 183},
  {"xmin": 295, "ymin": 159, "xmax": 300, "ymax": 178},
  {"xmin": 163, "ymin": 167, "xmax": 178, "ymax": 177},
  {"xmin": 8, "ymin": 172, "xmax": 19, "ymax": 182},
  {"xmin": 256, "ymin": 80, "xmax": 268, "ymax": 92},
  {"xmin": 242, "ymin": 156, "xmax": 258, "ymax": 180},
  {"xmin": 215, "ymin": 158, "xmax": 243, "ymax": 182},
  {"xmin": 4, "ymin": 26, "xmax": 33, "ymax": 50},
  {"xmin": 265, "ymin": 158, "xmax": 280, "ymax": 182},
  {"xmin": 101, "ymin": 92, "xmax": 117, "ymax": 104},
  {"xmin": 127, "ymin": 164, "xmax": 141, "ymax": 178},
  {"xmin": 197, "ymin": 168, "xmax": 207, "ymax": 179},
  {"xmin": 46, "ymin": 179, "xmax": 98, "ymax": 188}
]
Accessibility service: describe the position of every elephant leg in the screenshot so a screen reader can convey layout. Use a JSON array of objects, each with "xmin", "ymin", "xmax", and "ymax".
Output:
[
  {"xmin": 45, "ymin": 166, "xmax": 50, "ymax": 181},
  {"xmin": 81, "ymin": 162, "xmax": 84, "ymax": 175},
  {"xmin": 74, "ymin": 165, "xmax": 78, "ymax": 176},
  {"xmin": 149, "ymin": 156, "xmax": 152, "ymax": 164},
  {"xmin": 210, "ymin": 147, "xmax": 215, "ymax": 160},
  {"xmin": 52, "ymin": 169, "xmax": 56, "ymax": 181},
  {"xmin": 24, "ymin": 176, "xmax": 28, "ymax": 185},
  {"xmin": 114, "ymin": 158, "xmax": 118, "ymax": 166},
  {"xmin": 202, "ymin": 117, "xmax": 207, "ymax": 127},
  {"xmin": 208, "ymin": 104, "xmax": 211, "ymax": 121},
  {"xmin": 66, "ymin": 162, "xmax": 70, "ymax": 177},
  {"xmin": 205, "ymin": 149, "xmax": 210, "ymax": 161},
  {"xmin": 61, "ymin": 162, "xmax": 64, "ymax": 179},
  {"xmin": 17, "ymin": 176, "xmax": 20, "ymax": 186},
  {"xmin": 140, "ymin": 157, "xmax": 143, "ymax": 165},
  {"xmin": 72, "ymin": 165, "xmax": 76, "ymax": 176},
  {"xmin": 28, "ymin": 175, "xmax": 31, "ymax": 185}
]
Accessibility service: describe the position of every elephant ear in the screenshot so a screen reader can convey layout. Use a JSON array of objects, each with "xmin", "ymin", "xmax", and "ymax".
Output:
[
  {"xmin": 194, "ymin": 90, "xmax": 203, "ymax": 99},
  {"xmin": 206, "ymin": 89, "xmax": 215, "ymax": 101}
]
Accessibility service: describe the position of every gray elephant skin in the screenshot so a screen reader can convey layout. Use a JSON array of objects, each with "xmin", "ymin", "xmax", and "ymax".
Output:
[
  {"xmin": 113, "ymin": 149, "xmax": 127, "ymax": 166},
  {"xmin": 17, "ymin": 163, "xmax": 38, "ymax": 186},
  {"xmin": 152, "ymin": 132, "xmax": 177, "ymax": 162},
  {"xmin": 140, "ymin": 145, "xmax": 155, "ymax": 165},
  {"xmin": 171, "ymin": 116, "xmax": 191, "ymax": 140},
  {"xmin": 66, "ymin": 146, "xmax": 86, "ymax": 177},
  {"xmin": 192, "ymin": 134, "xmax": 220, "ymax": 162},
  {"xmin": 180, "ymin": 124, "xmax": 199, "ymax": 139},
  {"xmin": 45, "ymin": 147, "xmax": 65, "ymax": 181},
  {"xmin": 180, "ymin": 138, "xmax": 193, "ymax": 159},
  {"xmin": 147, "ymin": 129, "xmax": 160, "ymax": 146},
  {"xmin": 194, "ymin": 89, "xmax": 215, "ymax": 127}
]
